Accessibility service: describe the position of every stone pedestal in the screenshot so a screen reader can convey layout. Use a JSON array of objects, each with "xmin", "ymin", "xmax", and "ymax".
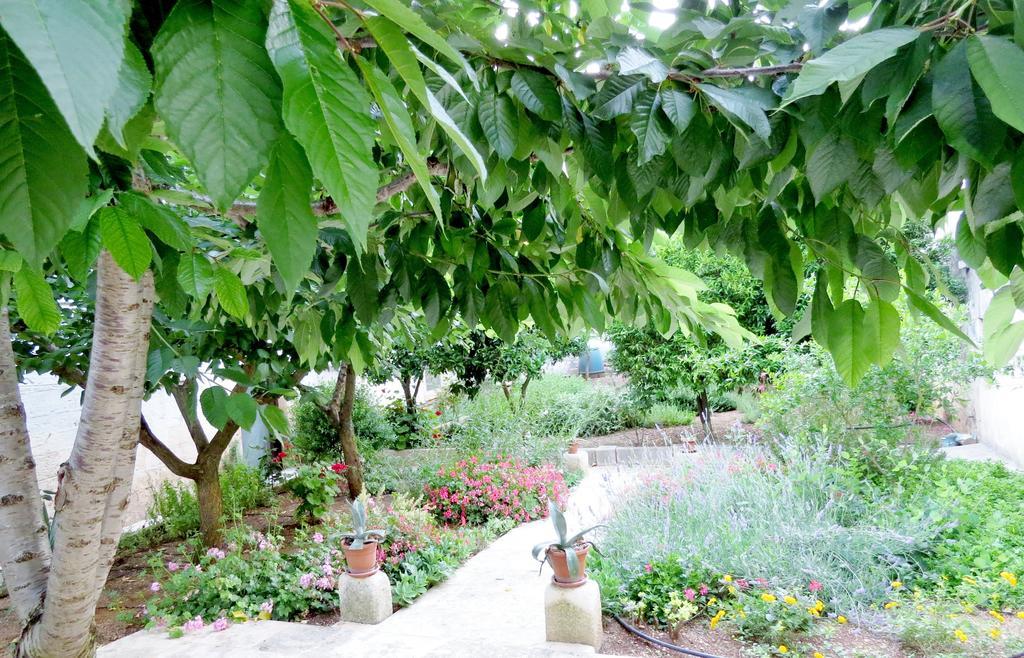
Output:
[
  {"xmin": 544, "ymin": 578, "xmax": 602, "ymax": 649},
  {"xmin": 563, "ymin": 451, "xmax": 590, "ymax": 474},
  {"xmin": 338, "ymin": 570, "xmax": 393, "ymax": 624}
]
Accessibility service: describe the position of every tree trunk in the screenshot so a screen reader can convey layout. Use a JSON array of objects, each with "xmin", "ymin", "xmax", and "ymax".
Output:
[
  {"xmin": 195, "ymin": 463, "xmax": 224, "ymax": 547},
  {"xmin": 0, "ymin": 308, "xmax": 51, "ymax": 625},
  {"xmin": 328, "ymin": 364, "xmax": 363, "ymax": 497},
  {"xmin": 18, "ymin": 252, "xmax": 154, "ymax": 658},
  {"xmin": 696, "ymin": 389, "xmax": 715, "ymax": 440},
  {"xmin": 400, "ymin": 375, "xmax": 416, "ymax": 416}
]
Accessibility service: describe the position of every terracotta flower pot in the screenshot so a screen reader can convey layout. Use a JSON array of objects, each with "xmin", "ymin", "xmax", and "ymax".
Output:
[
  {"xmin": 547, "ymin": 543, "xmax": 590, "ymax": 586},
  {"xmin": 343, "ymin": 540, "xmax": 378, "ymax": 577},
  {"xmin": 568, "ymin": 440, "xmax": 581, "ymax": 455}
]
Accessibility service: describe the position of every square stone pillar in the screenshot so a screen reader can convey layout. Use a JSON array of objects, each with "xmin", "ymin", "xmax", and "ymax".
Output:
[
  {"xmin": 544, "ymin": 578, "xmax": 602, "ymax": 650},
  {"xmin": 338, "ymin": 570, "xmax": 393, "ymax": 624},
  {"xmin": 563, "ymin": 451, "xmax": 589, "ymax": 474}
]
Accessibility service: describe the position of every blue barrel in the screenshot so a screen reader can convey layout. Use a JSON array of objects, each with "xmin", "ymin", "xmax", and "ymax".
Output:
[{"xmin": 578, "ymin": 347, "xmax": 604, "ymax": 376}]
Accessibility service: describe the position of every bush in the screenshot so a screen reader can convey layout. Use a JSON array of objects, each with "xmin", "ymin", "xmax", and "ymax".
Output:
[
  {"xmin": 639, "ymin": 403, "xmax": 695, "ymax": 428},
  {"xmin": 284, "ymin": 463, "xmax": 346, "ymax": 523},
  {"xmin": 291, "ymin": 385, "xmax": 398, "ymax": 460},
  {"xmin": 424, "ymin": 456, "xmax": 567, "ymax": 525}
]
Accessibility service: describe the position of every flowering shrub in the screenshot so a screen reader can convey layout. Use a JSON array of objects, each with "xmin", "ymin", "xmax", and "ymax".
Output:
[
  {"xmin": 424, "ymin": 456, "xmax": 567, "ymax": 525},
  {"xmin": 284, "ymin": 462, "xmax": 347, "ymax": 523},
  {"xmin": 143, "ymin": 526, "xmax": 340, "ymax": 633}
]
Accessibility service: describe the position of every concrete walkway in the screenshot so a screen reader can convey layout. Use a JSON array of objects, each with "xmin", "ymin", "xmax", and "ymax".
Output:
[{"xmin": 100, "ymin": 468, "xmax": 628, "ymax": 657}]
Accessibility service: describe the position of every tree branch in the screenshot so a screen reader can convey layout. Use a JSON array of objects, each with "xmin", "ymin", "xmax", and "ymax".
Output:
[
  {"xmin": 139, "ymin": 416, "xmax": 198, "ymax": 479},
  {"xmin": 171, "ymin": 379, "xmax": 208, "ymax": 451}
]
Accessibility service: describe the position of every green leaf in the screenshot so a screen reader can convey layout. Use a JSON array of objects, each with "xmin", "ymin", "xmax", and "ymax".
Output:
[
  {"xmin": 177, "ymin": 253, "xmax": 216, "ymax": 300},
  {"xmin": 118, "ymin": 192, "xmax": 191, "ymax": 251},
  {"xmin": 932, "ymin": 41, "xmax": 1004, "ymax": 168},
  {"xmin": 225, "ymin": 393, "xmax": 258, "ymax": 430},
  {"xmin": 260, "ymin": 404, "xmax": 289, "ymax": 435},
  {"xmin": 806, "ymin": 131, "xmax": 857, "ymax": 202},
  {"xmin": 360, "ymin": 0, "xmax": 470, "ymax": 79},
  {"xmin": 785, "ymin": 28, "xmax": 919, "ymax": 104},
  {"xmin": 0, "ymin": 0, "xmax": 129, "ymax": 155},
  {"xmin": 659, "ymin": 89, "xmax": 695, "ymax": 133},
  {"xmin": 811, "ymin": 271, "xmax": 834, "ymax": 350},
  {"xmin": 107, "ymin": 41, "xmax": 152, "ymax": 150},
  {"xmin": 698, "ymin": 84, "xmax": 771, "ymax": 141},
  {"xmin": 363, "ymin": 16, "xmax": 428, "ymax": 108},
  {"xmin": 973, "ymin": 162, "xmax": 1016, "ymax": 227},
  {"xmin": 967, "ymin": 35, "xmax": 1024, "ymax": 134},
  {"xmin": 0, "ymin": 251, "xmax": 21, "ymax": 273},
  {"xmin": 983, "ymin": 287, "xmax": 1024, "ymax": 367},
  {"xmin": 903, "ymin": 285, "xmax": 976, "ymax": 346},
  {"xmin": 986, "ymin": 222, "xmax": 1024, "ymax": 277},
  {"xmin": 153, "ymin": 0, "xmax": 281, "ymax": 209},
  {"xmin": 424, "ymin": 86, "xmax": 487, "ymax": 181},
  {"xmin": 292, "ymin": 309, "xmax": 323, "ymax": 365},
  {"xmin": 257, "ymin": 133, "xmax": 318, "ymax": 295},
  {"xmin": 630, "ymin": 90, "xmax": 670, "ymax": 165},
  {"xmin": 357, "ymin": 57, "xmax": 442, "ymax": 221},
  {"xmin": 827, "ymin": 298, "xmax": 871, "ymax": 386},
  {"xmin": 13, "ymin": 266, "xmax": 59, "ymax": 334},
  {"xmin": 0, "ymin": 30, "xmax": 88, "ymax": 267},
  {"xmin": 98, "ymin": 207, "xmax": 152, "ymax": 280},
  {"xmin": 591, "ymin": 75, "xmax": 645, "ymax": 120},
  {"xmin": 214, "ymin": 267, "xmax": 249, "ymax": 319},
  {"xmin": 955, "ymin": 215, "xmax": 986, "ymax": 270},
  {"xmin": 617, "ymin": 47, "xmax": 669, "ymax": 83},
  {"xmin": 511, "ymin": 70, "xmax": 562, "ymax": 121},
  {"xmin": 478, "ymin": 90, "xmax": 518, "ymax": 160},
  {"xmin": 863, "ymin": 298, "xmax": 900, "ymax": 367},
  {"xmin": 200, "ymin": 386, "xmax": 229, "ymax": 430},
  {"xmin": 267, "ymin": 0, "xmax": 377, "ymax": 251}
]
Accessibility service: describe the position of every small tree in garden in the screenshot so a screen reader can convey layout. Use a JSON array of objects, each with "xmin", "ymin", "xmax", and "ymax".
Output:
[{"xmin": 3, "ymin": 0, "xmax": 1024, "ymax": 654}]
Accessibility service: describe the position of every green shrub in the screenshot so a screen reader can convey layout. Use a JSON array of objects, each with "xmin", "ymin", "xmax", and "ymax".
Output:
[
  {"xmin": 291, "ymin": 385, "xmax": 398, "ymax": 460},
  {"xmin": 146, "ymin": 479, "xmax": 201, "ymax": 542},
  {"xmin": 724, "ymin": 390, "xmax": 761, "ymax": 423},
  {"xmin": 221, "ymin": 459, "xmax": 275, "ymax": 515},
  {"xmin": 639, "ymin": 403, "xmax": 695, "ymax": 428}
]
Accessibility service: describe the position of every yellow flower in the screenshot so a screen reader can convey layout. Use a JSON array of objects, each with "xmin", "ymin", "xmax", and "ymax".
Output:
[
  {"xmin": 815, "ymin": 599, "xmax": 825, "ymax": 612},
  {"xmin": 709, "ymin": 610, "xmax": 726, "ymax": 630},
  {"xmin": 728, "ymin": 585, "xmax": 737, "ymax": 595},
  {"xmin": 954, "ymin": 629, "xmax": 968, "ymax": 643},
  {"xmin": 814, "ymin": 653, "xmax": 825, "ymax": 658},
  {"xmin": 884, "ymin": 601, "xmax": 899, "ymax": 610},
  {"xmin": 962, "ymin": 576, "xmax": 977, "ymax": 585},
  {"xmin": 1017, "ymin": 611, "xmax": 1024, "ymax": 619},
  {"xmin": 837, "ymin": 615, "xmax": 848, "ymax": 624},
  {"xmin": 778, "ymin": 646, "xmax": 789, "ymax": 654},
  {"xmin": 891, "ymin": 580, "xmax": 902, "ymax": 589},
  {"xmin": 807, "ymin": 607, "xmax": 820, "ymax": 617},
  {"xmin": 989, "ymin": 610, "xmax": 1005, "ymax": 623},
  {"xmin": 990, "ymin": 628, "xmax": 1002, "ymax": 639},
  {"xmin": 783, "ymin": 595, "xmax": 798, "ymax": 605},
  {"xmin": 761, "ymin": 593, "xmax": 777, "ymax": 603},
  {"xmin": 708, "ymin": 596, "xmax": 718, "ymax": 606},
  {"xmin": 723, "ymin": 574, "xmax": 733, "ymax": 583},
  {"xmin": 1000, "ymin": 571, "xmax": 1018, "ymax": 587}
]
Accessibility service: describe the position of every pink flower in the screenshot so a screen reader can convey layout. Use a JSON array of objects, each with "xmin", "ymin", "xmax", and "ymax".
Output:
[
  {"xmin": 299, "ymin": 573, "xmax": 316, "ymax": 588},
  {"xmin": 684, "ymin": 588, "xmax": 696, "ymax": 601},
  {"xmin": 212, "ymin": 617, "xmax": 228, "ymax": 632},
  {"xmin": 183, "ymin": 616, "xmax": 204, "ymax": 632},
  {"xmin": 166, "ymin": 561, "xmax": 179, "ymax": 572},
  {"xmin": 644, "ymin": 563, "xmax": 653, "ymax": 573},
  {"xmin": 312, "ymin": 532, "xmax": 324, "ymax": 544},
  {"xmin": 260, "ymin": 601, "xmax": 274, "ymax": 615},
  {"xmin": 206, "ymin": 547, "xmax": 225, "ymax": 560},
  {"xmin": 315, "ymin": 576, "xmax": 334, "ymax": 590},
  {"xmin": 149, "ymin": 581, "xmax": 161, "ymax": 592},
  {"xmin": 699, "ymin": 584, "xmax": 709, "ymax": 596},
  {"xmin": 809, "ymin": 580, "xmax": 823, "ymax": 592}
]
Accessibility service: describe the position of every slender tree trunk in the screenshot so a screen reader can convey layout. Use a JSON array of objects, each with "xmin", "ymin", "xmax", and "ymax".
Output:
[
  {"xmin": 696, "ymin": 389, "xmax": 715, "ymax": 440},
  {"xmin": 0, "ymin": 308, "xmax": 51, "ymax": 625},
  {"xmin": 327, "ymin": 365, "xmax": 363, "ymax": 497},
  {"xmin": 400, "ymin": 375, "xmax": 416, "ymax": 416},
  {"xmin": 195, "ymin": 462, "xmax": 224, "ymax": 547},
  {"xmin": 18, "ymin": 252, "xmax": 154, "ymax": 657}
]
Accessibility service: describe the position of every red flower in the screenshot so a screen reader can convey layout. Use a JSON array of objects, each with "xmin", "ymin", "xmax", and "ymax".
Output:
[
  {"xmin": 271, "ymin": 451, "xmax": 287, "ymax": 464},
  {"xmin": 435, "ymin": 410, "xmax": 442, "ymax": 416},
  {"xmin": 330, "ymin": 462, "xmax": 347, "ymax": 474}
]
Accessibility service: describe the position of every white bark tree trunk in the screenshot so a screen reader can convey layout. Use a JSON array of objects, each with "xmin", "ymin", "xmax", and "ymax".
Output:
[
  {"xmin": 16, "ymin": 252, "xmax": 154, "ymax": 657},
  {"xmin": 0, "ymin": 307, "xmax": 52, "ymax": 624}
]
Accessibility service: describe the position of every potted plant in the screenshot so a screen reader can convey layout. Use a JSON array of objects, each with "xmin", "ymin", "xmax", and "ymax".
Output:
[
  {"xmin": 341, "ymin": 497, "xmax": 386, "ymax": 578},
  {"xmin": 568, "ymin": 439, "xmax": 581, "ymax": 454},
  {"xmin": 532, "ymin": 501, "xmax": 602, "ymax": 587}
]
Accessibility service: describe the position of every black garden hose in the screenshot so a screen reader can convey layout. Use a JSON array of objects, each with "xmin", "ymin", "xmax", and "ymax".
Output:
[{"xmin": 612, "ymin": 614, "xmax": 727, "ymax": 658}]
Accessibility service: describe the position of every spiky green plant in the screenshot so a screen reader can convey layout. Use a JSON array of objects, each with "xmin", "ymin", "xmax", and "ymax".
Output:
[
  {"xmin": 531, "ymin": 501, "xmax": 602, "ymax": 579},
  {"xmin": 341, "ymin": 497, "xmax": 385, "ymax": 549}
]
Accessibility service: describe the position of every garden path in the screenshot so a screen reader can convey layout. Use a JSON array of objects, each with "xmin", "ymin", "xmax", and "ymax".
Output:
[{"xmin": 99, "ymin": 466, "xmax": 636, "ymax": 657}]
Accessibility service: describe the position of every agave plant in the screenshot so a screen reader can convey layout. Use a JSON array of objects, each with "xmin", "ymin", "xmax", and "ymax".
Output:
[
  {"xmin": 341, "ymin": 497, "xmax": 386, "ymax": 549},
  {"xmin": 531, "ymin": 501, "xmax": 603, "ymax": 579}
]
